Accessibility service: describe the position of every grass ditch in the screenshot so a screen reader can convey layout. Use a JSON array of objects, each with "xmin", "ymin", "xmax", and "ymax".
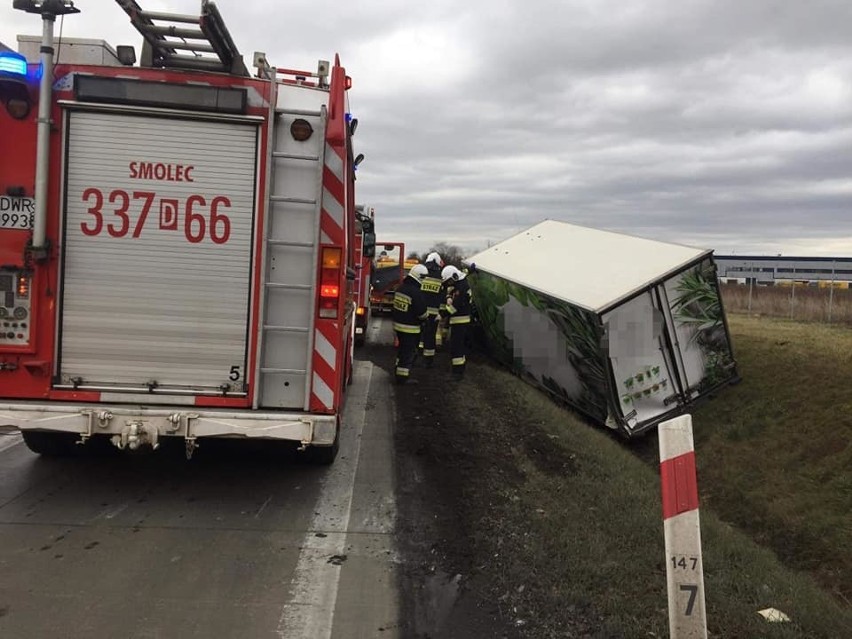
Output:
[
  {"xmin": 421, "ymin": 316, "xmax": 852, "ymax": 639},
  {"xmin": 689, "ymin": 314, "xmax": 852, "ymax": 603}
]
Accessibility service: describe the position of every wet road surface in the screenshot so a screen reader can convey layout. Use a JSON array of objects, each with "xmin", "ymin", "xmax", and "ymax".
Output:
[{"xmin": 0, "ymin": 321, "xmax": 399, "ymax": 639}]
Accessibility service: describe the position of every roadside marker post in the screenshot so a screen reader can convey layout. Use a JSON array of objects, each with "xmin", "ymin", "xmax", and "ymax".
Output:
[{"xmin": 659, "ymin": 414, "xmax": 707, "ymax": 639}]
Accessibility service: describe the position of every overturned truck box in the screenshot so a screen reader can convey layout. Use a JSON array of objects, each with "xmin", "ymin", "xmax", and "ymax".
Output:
[{"xmin": 466, "ymin": 220, "xmax": 739, "ymax": 437}]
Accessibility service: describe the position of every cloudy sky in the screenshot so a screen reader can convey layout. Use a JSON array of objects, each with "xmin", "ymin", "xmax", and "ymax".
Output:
[{"xmin": 2, "ymin": 0, "xmax": 851, "ymax": 258}]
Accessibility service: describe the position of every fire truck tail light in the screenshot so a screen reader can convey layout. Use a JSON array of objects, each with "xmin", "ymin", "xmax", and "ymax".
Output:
[
  {"xmin": 318, "ymin": 247, "xmax": 342, "ymax": 319},
  {"xmin": 320, "ymin": 284, "xmax": 340, "ymax": 298},
  {"xmin": 356, "ymin": 306, "xmax": 365, "ymax": 316},
  {"xmin": 17, "ymin": 274, "xmax": 30, "ymax": 299}
]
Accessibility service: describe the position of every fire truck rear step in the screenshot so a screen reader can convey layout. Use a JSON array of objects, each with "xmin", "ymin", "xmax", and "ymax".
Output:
[
  {"xmin": 2, "ymin": 404, "xmax": 337, "ymax": 447},
  {"xmin": 274, "ymin": 108, "xmax": 323, "ymax": 117},
  {"xmin": 267, "ymin": 240, "xmax": 315, "ymax": 248},
  {"xmin": 269, "ymin": 196, "xmax": 317, "ymax": 205},
  {"xmin": 265, "ymin": 283, "xmax": 311, "ymax": 291},
  {"xmin": 272, "ymin": 153, "xmax": 320, "ymax": 161}
]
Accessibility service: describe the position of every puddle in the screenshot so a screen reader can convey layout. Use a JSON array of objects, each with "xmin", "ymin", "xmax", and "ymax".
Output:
[{"xmin": 414, "ymin": 570, "xmax": 462, "ymax": 634}]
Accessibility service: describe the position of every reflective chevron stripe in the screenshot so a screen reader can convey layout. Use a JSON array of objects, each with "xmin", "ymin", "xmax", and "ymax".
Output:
[{"xmin": 310, "ymin": 142, "xmax": 347, "ymax": 413}]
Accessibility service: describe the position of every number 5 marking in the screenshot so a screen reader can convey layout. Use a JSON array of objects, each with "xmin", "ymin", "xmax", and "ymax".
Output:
[
  {"xmin": 679, "ymin": 584, "xmax": 699, "ymax": 616},
  {"xmin": 229, "ymin": 365, "xmax": 241, "ymax": 381}
]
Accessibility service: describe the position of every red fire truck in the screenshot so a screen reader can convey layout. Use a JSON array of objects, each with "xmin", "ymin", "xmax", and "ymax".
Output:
[
  {"xmin": 353, "ymin": 205, "xmax": 376, "ymax": 346},
  {"xmin": 0, "ymin": 0, "xmax": 362, "ymax": 463}
]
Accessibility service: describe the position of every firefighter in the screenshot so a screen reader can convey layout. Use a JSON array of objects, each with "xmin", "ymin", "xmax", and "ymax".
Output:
[
  {"xmin": 419, "ymin": 252, "xmax": 444, "ymax": 367},
  {"xmin": 440, "ymin": 265, "xmax": 472, "ymax": 380},
  {"xmin": 393, "ymin": 263, "xmax": 429, "ymax": 384}
]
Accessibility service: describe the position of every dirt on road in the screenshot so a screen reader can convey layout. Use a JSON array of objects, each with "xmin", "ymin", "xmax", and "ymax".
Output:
[{"xmin": 364, "ymin": 336, "xmax": 599, "ymax": 639}]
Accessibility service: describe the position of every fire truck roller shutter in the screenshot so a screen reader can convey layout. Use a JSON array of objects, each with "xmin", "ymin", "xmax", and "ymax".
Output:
[{"xmin": 58, "ymin": 110, "xmax": 258, "ymax": 393}]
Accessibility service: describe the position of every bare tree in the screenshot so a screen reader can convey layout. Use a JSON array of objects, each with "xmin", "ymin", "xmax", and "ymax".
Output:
[{"xmin": 428, "ymin": 242, "xmax": 466, "ymax": 268}]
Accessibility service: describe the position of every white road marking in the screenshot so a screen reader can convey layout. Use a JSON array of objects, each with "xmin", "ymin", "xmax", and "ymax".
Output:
[
  {"xmin": 103, "ymin": 503, "xmax": 129, "ymax": 520},
  {"xmin": 0, "ymin": 433, "xmax": 23, "ymax": 454},
  {"xmin": 90, "ymin": 502, "xmax": 130, "ymax": 522},
  {"xmin": 254, "ymin": 495, "xmax": 273, "ymax": 519},
  {"xmin": 276, "ymin": 360, "xmax": 373, "ymax": 639}
]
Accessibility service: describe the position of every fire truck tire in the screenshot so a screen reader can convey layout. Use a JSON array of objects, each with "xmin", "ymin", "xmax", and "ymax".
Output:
[
  {"xmin": 21, "ymin": 431, "xmax": 79, "ymax": 457},
  {"xmin": 304, "ymin": 424, "xmax": 340, "ymax": 465}
]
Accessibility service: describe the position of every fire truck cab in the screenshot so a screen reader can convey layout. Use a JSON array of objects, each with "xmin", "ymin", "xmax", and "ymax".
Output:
[
  {"xmin": 370, "ymin": 242, "xmax": 405, "ymax": 314},
  {"xmin": 0, "ymin": 1, "xmax": 361, "ymax": 463}
]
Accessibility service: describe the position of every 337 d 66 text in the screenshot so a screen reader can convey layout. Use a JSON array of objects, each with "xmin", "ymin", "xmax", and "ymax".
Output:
[{"xmin": 79, "ymin": 188, "xmax": 233, "ymax": 244}]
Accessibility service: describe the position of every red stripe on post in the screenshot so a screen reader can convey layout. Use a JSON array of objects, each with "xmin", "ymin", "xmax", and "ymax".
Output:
[{"xmin": 660, "ymin": 451, "xmax": 699, "ymax": 520}]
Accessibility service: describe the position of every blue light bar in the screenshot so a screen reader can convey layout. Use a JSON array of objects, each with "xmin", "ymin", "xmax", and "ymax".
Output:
[{"xmin": 0, "ymin": 51, "xmax": 28, "ymax": 77}]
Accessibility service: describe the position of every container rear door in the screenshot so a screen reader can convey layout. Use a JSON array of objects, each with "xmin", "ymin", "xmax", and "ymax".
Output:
[
  {"xmin": 658, "ymin": 258, "xmax": 736, "ymax": 399},
  {"xmin": 58, "ymin": 110, "xmax": 258, "ymax": 394},
  {"xmin": 603, "ymin": 291, "xmax": 675, "ymax": 430}
]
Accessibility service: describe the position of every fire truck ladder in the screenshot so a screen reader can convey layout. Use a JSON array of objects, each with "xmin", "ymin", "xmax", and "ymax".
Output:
[
  {"xmin": 256, "ymin": 91, "xmax": 329, "ymax": 409},
  {"xmin": 114, "ymin": 0, "xmax": 248, "ymax": 75}
]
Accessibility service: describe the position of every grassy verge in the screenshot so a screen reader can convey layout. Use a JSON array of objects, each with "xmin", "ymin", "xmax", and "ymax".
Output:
[
  {"xmin": 420, "ymin": 347, "xmax": 852, "ymax": 637},
  {"xmin": 690, "ymin": 314, "xmax": 852, "ymax": 602},
  {"xmin": 391, "ymin": 314, "xmax": 852, "ymax": 637}
]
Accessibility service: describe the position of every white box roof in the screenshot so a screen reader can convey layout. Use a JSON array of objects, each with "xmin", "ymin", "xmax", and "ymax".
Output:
[
  {"xmin": 466, "ymin": 220, "xmax": 711, "ymax": 313},
  {"xmin": 17, "ymin": 36, "xmax": 121, "ymax": 66}
]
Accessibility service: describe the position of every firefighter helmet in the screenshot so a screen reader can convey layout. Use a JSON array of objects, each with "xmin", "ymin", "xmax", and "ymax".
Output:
[
  {"xmin": 441, "ymin": 265, "xmax": 464, "ymax": 282},
  {"xmin": 425, "ymin": 251, "xmax": 444, "ymax": 268},
  {"xmin": 409, "ymin": 263, "xmax": 428, "ymax": 283}
]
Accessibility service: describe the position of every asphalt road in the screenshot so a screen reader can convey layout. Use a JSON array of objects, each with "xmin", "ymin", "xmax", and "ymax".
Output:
[{"xmin": 0, "ymin": 320, "xmax": 400, "ymax": 639}]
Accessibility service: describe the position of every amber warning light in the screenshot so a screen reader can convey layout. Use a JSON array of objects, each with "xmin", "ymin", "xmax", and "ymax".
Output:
[
  {"xmin": 318, "ymin": 247, "xmax": 342, "ymax": 319},
  {"xmin": 17, "ymin": 273, "xmax": 30, "ymax": 298}
]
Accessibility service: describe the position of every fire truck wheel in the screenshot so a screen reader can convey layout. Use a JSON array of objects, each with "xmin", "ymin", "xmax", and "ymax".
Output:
[
  {"xmin": 304, "ymin": 425, "xmax": 340, "ymax": 465},
  {"xmin": 21, "ymin": 431, "xmax": 79, "ymax": 457}
]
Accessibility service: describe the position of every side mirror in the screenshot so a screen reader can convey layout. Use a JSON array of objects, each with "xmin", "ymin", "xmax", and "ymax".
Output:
[
  {"xmin": 363, "ymin": 231, "xmax": 376, "ymax": 258},
  {"xmin": 116, "ymin": 45, "xmax": 137, "ymax": 66}
]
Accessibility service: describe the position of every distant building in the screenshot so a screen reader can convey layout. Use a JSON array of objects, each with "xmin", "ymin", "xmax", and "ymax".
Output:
[{"xmin": 715, "ymin": 256, "xmax": 852, "ymax": 286}]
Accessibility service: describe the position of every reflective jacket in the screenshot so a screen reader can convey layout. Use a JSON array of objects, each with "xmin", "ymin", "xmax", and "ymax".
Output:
[
  {"xmin": 421, "ymin": 261, "xmax": 444, "ymax": 316},
  {"xmin": 442, "ymin": 277, "xmax": 471, "ymax": 325},
  {"xmin": 392, "ymin": 274, "xmax": 428, "ymax": 333}
]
